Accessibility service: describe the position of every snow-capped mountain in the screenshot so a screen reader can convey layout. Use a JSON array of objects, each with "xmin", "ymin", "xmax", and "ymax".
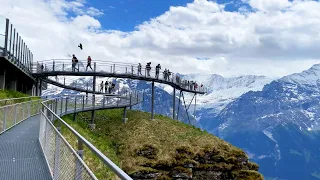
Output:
[
  {"xmin": 158, "ymin": 74, "xmax": 274, "ymax": 110},
  {"xmin": 207, "ymin": 64, "xmax": 320, "ymax": 180}
]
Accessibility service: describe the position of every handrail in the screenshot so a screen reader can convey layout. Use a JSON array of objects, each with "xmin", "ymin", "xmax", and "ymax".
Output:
[
  {"xmin": 42, "ymin": 77, "xmax": 127, "ymax": 95},
  {"xmin": 32, "ymin": 60, "xmax": 208, "ymax": 94},
  {"xmin": 0, "ymin": 99, "xmax": 41, "ymax": 134},
  {"xmin": 0, "ymin": 96, "xmax": 39, "ymax": 104},
  {"xmin": 0, "ymin": 92, "xmax": 141, "ymax": 179},
  {"xmin": 39, "ymin": 93, "xmax": 141, "ymax": 179},
  {"xmin": 41, "ymin": 111, "xmax": 98, "ymax": 180},
  {"xmin": 42, "ymin": 101, "xmax": 133, "ymax": 180}
]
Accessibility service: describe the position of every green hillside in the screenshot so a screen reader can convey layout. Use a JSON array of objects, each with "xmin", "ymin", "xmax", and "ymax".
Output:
[
  {"xmin": 61, "ymin": 109, "xmax": 263, "ymax": 180},
  {"xmin": 0, "ymin": 90, "xmax": 38, "ymax": 106},
  {"xmin": 0, "ymin": 89, "xmax": 29, "ymax": 99}
]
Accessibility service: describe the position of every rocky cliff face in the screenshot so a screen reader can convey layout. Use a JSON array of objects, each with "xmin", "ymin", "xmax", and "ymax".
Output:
[{"xmin": 130, "ymin": 145, "xmax": 263, "ymax": 180}]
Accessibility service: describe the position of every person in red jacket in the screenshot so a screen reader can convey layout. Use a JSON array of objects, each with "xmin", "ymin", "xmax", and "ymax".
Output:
[{"xmin": 86, "ymin": 56, "xmax": 93, "ymax": 71}]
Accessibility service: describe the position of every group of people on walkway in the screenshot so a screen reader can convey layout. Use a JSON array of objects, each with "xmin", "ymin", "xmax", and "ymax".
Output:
[
  {"xmin": 137, "ymin": 63, "xmax": 173, "ymax": 81},
  {"xmin": 100, "ymin": 80, "xmax": 116, "ymax": 94},
  {"xmin": 71, "ymin": 54, "xmax": 93, "ymax": 72},
  {"xmin": 136, "ymin": 62, "xmax": 203, "ymax": 91},
  {"xmin": 38, "ymin": 55, "xmax": 205, "ymax": 92}
]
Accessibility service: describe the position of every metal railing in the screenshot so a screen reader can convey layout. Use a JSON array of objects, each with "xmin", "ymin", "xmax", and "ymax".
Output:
[
  {"xmin": 0, "ymin": 96, "xmax": 40, "ymax": 107},
  {"xmin": 0, "ymin": 91, "xmax": 141, "ymax": 179},
  {"xmin": 43, "ymin": 77, "xmax": 130, "ymax": 95},
  {"xmin": 33, "ymin": 60, "xmax": 207, "ymax": 93},
  {"xmin": 40, "ymin": 93, "xmax": 140, "ymax": 180},
  {"xmin": 0, "ymin": 17, "xmax": 33, "ymax": 73},
  {"xmin": 0, "ymin": 99, "xmax": 41, "ymax": 134}
]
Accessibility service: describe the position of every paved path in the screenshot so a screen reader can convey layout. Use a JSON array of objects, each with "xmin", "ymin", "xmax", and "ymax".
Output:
[{"xmin": 0, "ymin": 115, "xmax": 52, "ymax": 180}]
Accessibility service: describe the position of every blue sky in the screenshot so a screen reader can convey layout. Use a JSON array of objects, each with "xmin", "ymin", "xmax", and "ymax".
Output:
[
  {"xmin": 3, "ymin": 0, "xmax": 320, "ymax": 77},
  {"xmin": 85, "ymin": 0, "xmax": 247, "ymax": 31}
]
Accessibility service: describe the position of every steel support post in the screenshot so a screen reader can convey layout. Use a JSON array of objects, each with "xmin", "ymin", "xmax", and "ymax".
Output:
[
  {"xmin": 151, "ymin": 81, "xmax": 155, "ymax": 120},
  {"xmin": 173, "ymin": 87, "xmax": 176, "ymax": 120},
  {"xmin": 82, "ymin": 96, "xmax": 85, "ymax": 110},
  {"xmin": 3, "ymin": 19, "xmax": 9, "ymax": 57},
  {"xmin": 35, "ymin": 79, "xmax": 39, "ymax": 96},
  {"xmin": 60, "ymin": 97, "xmax": 63, "ymax": 116},
  {"xmin": 53, "ymin": 127, "xmax": 61, "ymax": 180},
  {"xmin": 65, "ymin": 97, "xmax": 68, "ymax": 114},
  {"xmin": 74, "ymin": 96, "xmax": 77, "ymax": 113},
  {"xmin": 194, "ymin": 93, "xmax": 197, "ymax": 119},
  {"xmin": 8, "ymin": 24, "xmax": 12, "ymax": 58},
  {"xmin": 3, "ymin": 107, "xmax": 7, "ymax": 131},
  {"xmin": 90, "ymin": 110, "xmax": 96, "ymax": 129},
  {"xmin": 90, "ymin": 71, "xmax": 96, "ymax": 128},
  {"xmin": 177, "ymin": 90, "xmax": 182, "ymax": 121},
  {"xmin": 39, "ymin": 79, "xmax": 43, "ymax": 96},
  {"xmin": 28, "ymin": 100, "xmax": 31, "ymax": 117},
  {"xmin": 123, "ymin": 107, "xmax": 128, "ymax": 123},
  {"xmin": 14, "ymin": 104, "xmax": 17, "ymax": 124},
  {"xmin": 73, "ymin": 113, "xmax": 77, "ymax": 121},
  {"xmin": 76, "ymin": 138, "xmax": 84, "ymax": 180},
  {"xmin": 129, "ymin": 92, "xmax": 132, "ymax": 110}
]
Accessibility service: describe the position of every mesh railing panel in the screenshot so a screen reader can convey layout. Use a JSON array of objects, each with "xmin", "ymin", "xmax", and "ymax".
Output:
[
  {"xmin": 0, "ymin": 97, "xmax": 40, "ymax": 107},
  {"xmin": 0, "ymin": 99, "xmax": 40, "ymax": 134},
  {"xmin": 40, "ymin": 107, "xmax": 98, "ymax": 180},
  {"xmin": 39, "ymin": 94, "xmax": 140, "ymax": 180}
]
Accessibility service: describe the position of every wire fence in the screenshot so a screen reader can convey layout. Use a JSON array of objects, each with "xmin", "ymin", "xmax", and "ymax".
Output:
[
  {"xmin": 0, "ymin": 99, "xmax": 41, "ymax": 134},
  {"xmin": 33, "ymin": 60, "xmax": 207, "ymax": 93},
  {"xmin": 0, "ymin": 91, "xmax": 140, "ymax": 179},
  {"xmin": 40, "ymin": 93, "xmax": 140, "ymax": 180},
  {"xmin": 0, "ymin": 96, "xmax": 40, "ymax": 107},
  {"xmin": 40, "ymin": 109, "xmax": 97, "ymax": 180}
]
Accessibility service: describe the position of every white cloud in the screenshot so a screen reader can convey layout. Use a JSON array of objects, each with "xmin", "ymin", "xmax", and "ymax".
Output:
[
  {"xmin": 87, "ymin": 7, "xmax": 104, "ymax": 17},
  {"xmin": 249, "ymin": 0, "xmax": 290, "ymax": 12},
  {"xmin": 0, "ymin": 0, "xmax": 320, "ymax": 78}
]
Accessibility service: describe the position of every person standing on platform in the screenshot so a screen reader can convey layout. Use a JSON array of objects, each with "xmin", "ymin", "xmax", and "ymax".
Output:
[
  {"xmin": 100, "ymin": 81, "xmax": 104, "ymax": 92},
  {"xmin": 138, "ymin": 63, "xmax": 142, "ymax": 76},
  {"xmin": 105, "ymin": 81, "xmax": 108, "ymax": 93},
  {"xmin": 72, "ymin": 54, "xmax": 78, "ymax": 72},
  {"xmin": 163, "ymin": 69, "xmax": 169, "ymax": 81},
  {"xmin": 146, "ymin": 62, "xmax": 151, "ymax": 77},
  {"xmin": 155, "ymin": 64, "xmax": 161, "ymax": 79},
  {"xmin": 167, "ymin": 69, "xmax": 172, "ymax": 81},
  {"xmin": 86, "ymin": 56, "xmax": 93, "ymax": 71}
]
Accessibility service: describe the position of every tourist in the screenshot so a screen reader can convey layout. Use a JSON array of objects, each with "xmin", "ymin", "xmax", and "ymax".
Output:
[
  {"xmin": 138, "ymin": 63, "xmax": 142, "ymax": 76},
  {"xmin": 100, "ymin": 81, "xmax": 104, "ymax": 92},
  {"xmin": 146, "ymin": 62, "xmax": 151, "ymax": 77},
  {"xmin": 155, "ymin": 64, "xmax": 161, "ymax": 79},
  {"xmin": 86, "ymin": 56, "xmax": 93, "ymax": 71},
  {"xmin": 105, "ymin": 81, "xmax": 108, "ymax": 93},
  {"xmin": 71, "ymin": 54, "xmax": 78, "ymax": 72}
]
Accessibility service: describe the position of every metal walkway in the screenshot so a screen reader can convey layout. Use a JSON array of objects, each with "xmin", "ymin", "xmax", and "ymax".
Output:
[
  {"xmin": 0, "ymin": 94, "xmax": 141, "ymax": 180},
  {"xmin": 32, "ymin": 60, "xmax": 207, "ymax": 94},
  {"xmin": 0, "ymin": 114, "xmax": 52, "ymax": 180}
]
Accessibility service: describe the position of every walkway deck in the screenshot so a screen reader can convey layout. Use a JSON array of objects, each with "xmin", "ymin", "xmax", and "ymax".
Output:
[
  {"xmin": 0, "ymin": 114, "xmax": 52, "ymax": 180},
  {"xmin": 0, "ymin": 94, "xmax": 140, "ymax": 180}
]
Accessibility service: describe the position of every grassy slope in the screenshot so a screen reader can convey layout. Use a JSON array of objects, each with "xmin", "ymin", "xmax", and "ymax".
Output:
[
  {"xmin": 0, "ymin": 89, "xmax": 29, "ymax": 99},
  {"xmin": 0, "ymin": 89, "xmax": 38, "ymax": 106},
  {"xmin": 61, "ymin": 109, "xmax": 263, "ymax": 180}
]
